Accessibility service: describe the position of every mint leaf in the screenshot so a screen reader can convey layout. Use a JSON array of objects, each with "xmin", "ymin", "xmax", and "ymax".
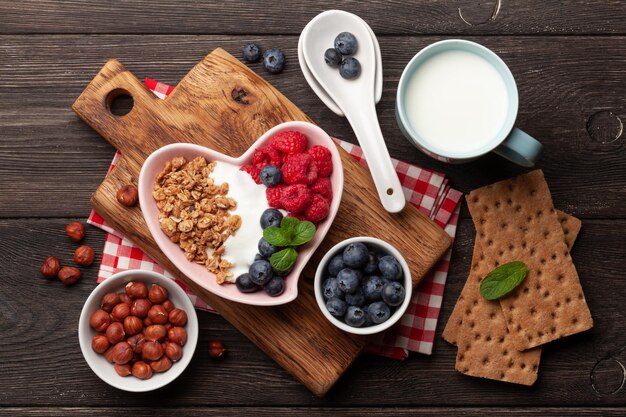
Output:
[
  {"xmin": 270, "ymin": 247, "xmax": 297, "ymax": 272},
  {"xmin": 480, "ymin": 261, "xmax": 529, "ymax": 301},
  {"xmin": 280, "ymin": 217, "xmax": 299, "ymax": 239},
  {"xmin": 263, "ymin": 226, "xmax": 291, "ymax": 247},
  {"xmin": 291, "ymin": 221, "xmax": 316, "ymax": 246}
]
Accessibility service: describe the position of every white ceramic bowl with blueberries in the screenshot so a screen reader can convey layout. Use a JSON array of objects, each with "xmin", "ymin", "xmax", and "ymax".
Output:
[{"xmin": 314, "ymin": 237, "xmax": 412, "ymax": 335}]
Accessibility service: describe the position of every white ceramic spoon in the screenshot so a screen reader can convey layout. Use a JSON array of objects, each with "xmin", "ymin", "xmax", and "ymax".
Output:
[
  {"xmin": 302, "ymin": 10, "xmax": 405, "ymax": 213},
  {"xmin": 298, "ymin": 11, "xmax": 383, "ymax": 117}
]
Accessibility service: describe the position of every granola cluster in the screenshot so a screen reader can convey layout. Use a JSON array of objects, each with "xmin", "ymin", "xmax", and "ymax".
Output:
[{"xmin": 153, "ymin": 156, "xmax": 241, "ymax": 284}]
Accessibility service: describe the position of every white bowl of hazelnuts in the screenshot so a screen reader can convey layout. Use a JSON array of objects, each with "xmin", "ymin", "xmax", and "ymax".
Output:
[{"xmin": 78, "ymin": 269, "xmax": 198, "ymax": 392}]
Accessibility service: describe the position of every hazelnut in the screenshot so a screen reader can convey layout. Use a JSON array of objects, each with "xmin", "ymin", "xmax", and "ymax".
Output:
[
  {"xmin": 125, "ymin": 281, "xmax": 148, "ymax": 299},
  {"xmin": 124, "ymin": 315, "xmax": 143, "ymax": 336},
  {"xmin": 161, "ymin": 299, "xmax": 175, "ymax": 312},
  {"xmin": 168, "ymin": 327, "xmax": 187, "ymax": 346},
  {"xmin": 91, "ymin": 334, "xmax": 110, "ymax": 354},
  {"xmin": 168, "ymin": 308, "xmax": 188, "ymax": 326},
  {"xmin": 111, "ymin": 302, "xmax": 130, "ymax": 321},
  {"xmin": 119, "ymin": 293, "xmax": 132, "ymax": 306},
  {"xmin": 143, "ymin": 317, "xmax": 153, "ymax": 327},
  {"xmin": 74, "ymin": 245, "xmax": 95, "ymax": 266},
  {"xmin": 164, "ymin": 342, "xmax": 183, "ymax": 362},
  {"xmin": 40, "ymin": 256, "xmax": 61, "ymax": 279},
  {"xmin": 106, "ymin": 322, "xmax": 126, "ymax": 344},
  {"xmin": 116, "ymin": 184, "xmax": 139, "ymax": 207},
  {"xmin": 148, "ymin": 284, "xmax": 168, "ymax": 304},
  {"xmin": 131, "ymin": 298, "xmax": 152, "ymax": 318},
  {"xmin": 148, "ymin": 305, "xmax": 168, "ymax": 325},
  {"xmin": 208, "ymin": 340, "xmax": 226, "ymax": 359},
  {"xmin": 58, "ymin": 266, "xmax": 81, "ymax": 285},
  {"xmin": 103, "ymin": 346, "xmax": 116, "ymax": 363},
  {"xmin": 101, "ymin": 292, "xmax": 121, "ymax": 313},
  {"xmin": 150, "ymin": 356, "xmax": 172, "ymax": 373},
  {"xmin": 89, "ymin": 309, "xmax": 111, "ymax": 332},
  {"xmin": 114, "ymin": 363, "xmax": 132, "ymax": 377},
  {"xmin": 65, "ymin": 221, "xmax": 85, "ymax": 242},
  {"xmin": 111, "ymin": 341, "xmax": 133, "ymax": 365},
  {"xmin": 131, "ymin": 361, "xmax": 153, "ymax": 380},
  {"xmin": 164, "ymin": 323, "xmax": 173, "ymax": 331},
  {"xmin": 127, "ymin": 333, "xmax": 146, "ymax": 354},
  {"xmin": 144, "ymin": 324, "xmax": 166, "ymax": 342},
  {"xmin": 142, "ymin": 341, "xmax": 163, "ymax": 361}
]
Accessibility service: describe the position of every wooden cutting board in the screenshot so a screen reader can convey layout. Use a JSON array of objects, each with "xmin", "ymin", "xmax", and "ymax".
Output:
[{"xmin": 72, "ymin": 48, "xmax": 451, "ymax": 396}]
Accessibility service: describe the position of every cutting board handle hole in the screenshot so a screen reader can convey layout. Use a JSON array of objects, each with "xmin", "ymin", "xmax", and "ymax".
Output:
[{"xmin": 106, "ymin": 88, "xmax": 134, "ymax": 117}]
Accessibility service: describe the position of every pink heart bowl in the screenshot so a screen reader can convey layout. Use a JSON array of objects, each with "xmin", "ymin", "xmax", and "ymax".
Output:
[{"xmin": 138, "ymin": 121, "xmax": 344, "ymax": 306}]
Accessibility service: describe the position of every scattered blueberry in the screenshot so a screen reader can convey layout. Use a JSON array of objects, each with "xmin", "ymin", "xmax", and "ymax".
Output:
[
  {"xmin": 258, "ymin": 237, "xmax": 280, "ymax": 258},
  {"xmin": 378, "ymin": 255, "xmax": 402, "ymax": 281},
  {"xmin": 260, "ymin": 208, "xmax": 283, "ymax": 229},
  {"xmin": 249, "ymin": 260, "xmax": 273, "ymax": 285},
  {"xmin": 337, "ymin": 268, "xmax": 361, "ymax": 294},
  {"xmin": 242, "ymin": 43, "xmax": 262, "ymax": 63},
  {"xmin": 344, "ymin": 306, "xmax": 366, "ymax": 327},
  {"xmin": 363, "ymin": 252, "xmax": 379, "ymax": 275},
  {"xmin": 260, "ymin": 165, "xmax": 283, "ymax": 187},
  {"xmin": 334, "ymin": 32, "xmax": 358, "ymax": 55},
  {"xmin": 324, "ymin": 48, "xmax": 342, "ymax": 68},
  {"xmin": 345, "ymin": 287, "xmax": 366, "ymax": 307},
  {"xmin": 339, "ymin": 57, "xmax": 361, "ymax": 79},
  {"xmin": 362, "ymin": 275, "xmax": 385, "ymax": 301},
  {"xmin": 263, "ymin": 48, "xmax": 285, "ymax": 74},
  {"xmin": 326, "ymin": 298, "xmax": 347, "ymax": 317},
  {"xmin": 382, "ymin": 281, "xmax": 406, "ymax": 307},
  {"xmin": 264, "ymin": 276, "xmax": 285, "ymax": 297},
  {"xmin": 236, "ymin": 273, "xmax": 260, "ymax": 293},
  {"xmin": 328, "ymin": 254, "xmax": 346, "ymax": 276},
  {"xmin": 343, "ymin": 242, "xmax": 369, "ymax": 268},
  {"xmin": 368, "ymin": 301, "xmax": 391, "ymax": 324},
  {"xmin": 322, "ymin": 277, "xmax": 345, "ymax": 300}
]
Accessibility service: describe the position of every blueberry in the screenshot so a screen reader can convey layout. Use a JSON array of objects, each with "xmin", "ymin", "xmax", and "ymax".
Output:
[
  {"xmin": 337, "ymin": 268, "xmax": 361, "ymax": 294},
  {"xmin": 342, "ymin": 242, "xmax": 369, "ymax": 268},
  {"xmin": 368, "ymin": 301, "xmax": 391, "ymax": 324},
  {"xmin": 328, "ymin": 254, "xmax": 346, "ymax": 276},
  {"xmin": 254, "ymin": 253, "xmax": 264, "ymax": 261},
  {"xmin": 260, "ymin": 208, "xmax": 283, "ymax": 229},
  {"xmin": 242, "ymin": 43, "xmax": 262, "ymax": 63},
  {"xmin": 324, "ymin": 48, "xmax": 342, "ymax": 68},
  {"xmin": 235, "ymin": 273, "xmax": 260, "ymax": 293},
  {"xmin": 363, "ymin": 252, "xmax": 378, "ymax": 275},
  {"xmin": 264, "ymin": 276, "xmax": 285, "ymax": 297},
  {"xmin": 362, "ymin": 275, "xmax": 385, "ymax": 301},
  {"xmin": 263, "ymin": 48, "xmax": 285, "ymax": 74},
  {"xmin": 345, "ymin": 287, "xmax": 366, "ymax": 307},
  {"xmin": 334, "ymin": 32, "xmax": 358, "ymax": 55},
  {"xmin": 326, "ymin": 298, "xmax": 347, "ymax": 318},
  {"xmin": 378, "ymin": 255, "xmax": 402, "ymax": 281},
  {"xmin": 361, "ymin": 305, "xmax": 374, "ymax": 326},
  {"xmin": 339, "ymin": 57, "xmax": 361, "ymax": 79},
  {"xmin": 258, "ymin": 237, "xmax": 279, "ymax": 258},
  {"xmin": 249, "ymin": 260, "xmax": 273, "ymax": 285},
  {"xmin": 344, "ymin": 306, "xmax": 366, "ymax": 327},
  {"xmin": 382, "ymin": 281, "xmax": 406, "ymax": 307},
  {"xmin": 322, "ymin": 277, "xmax": 344, "ymax": 300},
  {"xmin": 260, "ymin": 165, "xmax": 283, "ymax": 187}
]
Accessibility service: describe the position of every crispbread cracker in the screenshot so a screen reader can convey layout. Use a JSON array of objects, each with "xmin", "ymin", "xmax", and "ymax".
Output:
[
  {"xmin": 449, "ymin": 211, "xmax": 580, "ymax": 385},
  {"xmin": 466, "ymin": 170, "xmax": 592, "ymax": 351}
]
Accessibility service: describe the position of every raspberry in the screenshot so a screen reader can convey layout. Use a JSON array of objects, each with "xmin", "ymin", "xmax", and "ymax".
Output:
[
  {"xmin": 252, "ymin": 146, "xmax": 283, "ymax": 170},
  {"xmin": 307, "ymin": 145, "xmax": 333, "ymax": 177},
  {"xmin": 266, "ymin": 184, "xmax": 286, "ymax": 208},
  {"xmin": 271, "ymin": 131, "xmax": 308, "ymax": 154},
  {"xmin": 281, "ymin": 184, "xmax": 313, "ymax": 214},
  {"xmin": 241, "ymin": 164, "xmax": 261, "ymax": 184},
  {"xmin": 310, "ymin": 177, "xmax": 333, "ymax": 202},
  {"xmin": 282, "ymin": 153, "xmax": 318, "ymax": 185},
  {"xmin": 305, "ymin": 193, "xmax": 330, "ymax": 223},
  {"xmin": 287, "ymin": 213, "xmax": 307, "ymax": 221}
]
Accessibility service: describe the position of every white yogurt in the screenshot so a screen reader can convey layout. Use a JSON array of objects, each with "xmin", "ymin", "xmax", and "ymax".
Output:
[{"xmin": 210, "ymin": 161, "xmax": 269, "ymax": 281}]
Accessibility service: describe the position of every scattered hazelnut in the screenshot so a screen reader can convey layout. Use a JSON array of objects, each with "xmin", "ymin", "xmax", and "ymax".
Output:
[
  {"xmin": 150, "ymin": 356, "xmax": 172, "ymax": 373},
  {"xmin": 65, "ymin": 221, "xmax": 85, "ymax": 242},
  {"xmin": 40, "ymin": 256, "xmax": 61, "ymax": 279},
  {"xmin": 58, "ymin": 266, "xmax": 81, "ymax": 285},
  {"xmin": 114, "ymin": 363, "xmax": 132, "ymax": 377},
  {"xmin": 164, "ymin": 342, "xmax": 183, "ymax": 362},
  {"xmin": 74, "ymin": 245, "xmax": 95, "ymax": 266},
  {"xmin": 123, "ymin": 315, "xmax": 143, "ymax": 336},
  {"xmin": 127, "ymin": 333, "xmax": 146, "ymax": 354},
  {"xmin": 168, "ymin": 308, "xmax": 188, "ymax": 327},
  {"xmin": 89, "ymin": 309, "xmax": 111, "ymax": 332},
  {"xmin": 111, "ymin": 302, "xmax": 130, "ymax": 322},
  {"xmin": 168, "ymin": 326, "xmax": 187, "ymax": 346},
  {"xmin": 111, "ymin": 341, "xmax": 133, "ymax": 365},
  {"xmin": 101, "ymin": 292, "xmax": 121, "ymax": 313},
  {"xmin": 106, "ymin": 322, "xmax": 126, "ymax": 344},
  {"xmin": 130, "ymin": 298, "xmax": 152, "ymax": 318},
  {"xmin": 126, "ymin": 281, "xmax": 148, "ymax": 299},
  {"xmin": 208, "ymin": 340, "xmax": 226, "ymax": 359},
  {"xmin": 148, "ymin": 284, "xmax": 168, "ymax": 304},
  {"xmin": 161, "ymin": 299, "xmax": 175, "ymax": 312},
  {"xmin": 119, "ymin": 293, "xmax": 132, "ymax": 306},
  {"xmin": 148, "ymin": 305, "xmax": 168, "ymax": 325},
  {"xmin": 144, "ymin": 324, "xmax": 167, "ymax": 342},
  {"xmin": 116, "ymin": 184, "xmax": 139, "ymax": 207},
  {"xmin": 142, "ymin": 340, "xmax": 164, "ymax": 361},
  {"xmin": 91, "ymin": 334, "xmax": 110, "ymax": 354},
  {"xmin": 131, "ymin": 361, "xmax": 153, "ymax": 380}
]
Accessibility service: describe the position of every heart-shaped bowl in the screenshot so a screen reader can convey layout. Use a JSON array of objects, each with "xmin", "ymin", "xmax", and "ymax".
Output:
[{"xmin": 138, "ymin": 121, "xmax": 343, "ymax": 306}]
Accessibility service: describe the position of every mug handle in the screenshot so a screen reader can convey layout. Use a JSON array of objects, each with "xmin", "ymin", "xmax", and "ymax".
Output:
[{"xmin": 493, "ymin": 128, "xmax": 543, "ymax": 167}]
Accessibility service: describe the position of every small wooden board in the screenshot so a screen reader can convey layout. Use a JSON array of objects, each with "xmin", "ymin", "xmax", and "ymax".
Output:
[{"xmin": 72, "ymin": 48, "xmax": 451, "ymax": 396}]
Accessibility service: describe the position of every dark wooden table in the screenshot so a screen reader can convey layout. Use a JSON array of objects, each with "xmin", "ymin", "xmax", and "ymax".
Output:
[{"xmin": 1, "ymin": 1, "xmax": 625, "ymax": 415}]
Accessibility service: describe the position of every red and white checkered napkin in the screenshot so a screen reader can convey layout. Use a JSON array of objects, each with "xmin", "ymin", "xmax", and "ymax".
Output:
[{"xmin": 88, "ymin": 78, "xmax": 462, "ymax": 359}]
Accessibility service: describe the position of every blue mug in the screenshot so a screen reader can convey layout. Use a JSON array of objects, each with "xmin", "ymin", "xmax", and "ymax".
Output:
[{"xmin": 396, "ymin": 39, "xmax": 542, "ymax": 167}]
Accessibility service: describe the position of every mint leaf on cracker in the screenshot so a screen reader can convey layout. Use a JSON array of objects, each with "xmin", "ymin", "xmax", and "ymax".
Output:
[{"xmin": 480, "ymin": 261, "xmax": 529, "ymax": 301}]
